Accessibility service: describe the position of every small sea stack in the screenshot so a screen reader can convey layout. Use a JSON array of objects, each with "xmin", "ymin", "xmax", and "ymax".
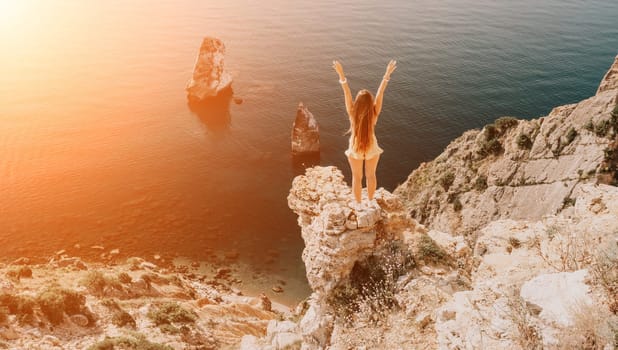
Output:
[
  {"xmin": 291, "ymin": 102, "xmax": 320, "ymax": 156},
  {"xmin": 186, "ymin": 37, "xmax": 233, "ymax": 103}
]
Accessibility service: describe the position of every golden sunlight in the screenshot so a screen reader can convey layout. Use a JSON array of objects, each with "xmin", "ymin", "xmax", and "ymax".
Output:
[{"xmin": 0, "ymin": 0, "xmax": 26, "ymax": 26}]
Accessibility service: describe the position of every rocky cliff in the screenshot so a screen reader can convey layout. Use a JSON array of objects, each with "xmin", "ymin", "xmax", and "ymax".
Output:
[
  {"xmin": 394, "ymin": 55, "xmax": 618, "ymax": 240},
  {"xmin": 242, "ymin": 56, "xmax": 618, "ymax": 350}
]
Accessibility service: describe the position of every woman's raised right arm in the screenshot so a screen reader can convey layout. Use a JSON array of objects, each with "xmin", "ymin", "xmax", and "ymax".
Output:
[
  {"xmin": 333, "ymin": 60, "xmax": 353, "ymax": 116},
  {"xmin": 374, "ymin": 60, "xmax": 397, "ymax": 118}
]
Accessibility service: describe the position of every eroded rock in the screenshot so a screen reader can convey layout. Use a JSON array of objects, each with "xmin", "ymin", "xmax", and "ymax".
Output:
[
  {"xmin": 291, "ymin": 102, "xmax": 320, "ymax": 155},
  {"xmin": 186, "ymin": 37, "xmax": 233, "ymax": 102}
]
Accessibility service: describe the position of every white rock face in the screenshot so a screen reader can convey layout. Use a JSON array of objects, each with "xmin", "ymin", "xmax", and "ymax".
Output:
[
  {"xmin": 291, "ymin": 102, "xmax": 320, "ymax": 155},
  {"xmin": 435, "ymin": 183, "xmax": 618, "ymax": 350},
  {"xmin": 186, "ymin": 37, "xmax": 233, "ymax": 102},
  {"xmin": 520, "ymin": 269, "xmax": 592, "ymax": 327}
]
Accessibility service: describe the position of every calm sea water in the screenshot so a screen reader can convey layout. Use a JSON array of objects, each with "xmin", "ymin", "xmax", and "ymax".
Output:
[{"xmin": 1, "ymin": 0, "xmax": 617, "ymax": 304}]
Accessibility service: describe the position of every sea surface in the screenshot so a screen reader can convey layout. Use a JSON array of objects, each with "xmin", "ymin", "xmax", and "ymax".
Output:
[{"xmin": 1, "ymin": 0, "xmax": 617, "ymax": 304}]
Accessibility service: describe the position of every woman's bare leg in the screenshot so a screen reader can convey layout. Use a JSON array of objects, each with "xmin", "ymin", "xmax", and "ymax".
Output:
[
  {"xmin": 364, "ymin": 154, "xmax": 380, "ymax": 200},
  {"xmin": 347, "ymin": 155, "xmax": 364, "ymax": 203}
]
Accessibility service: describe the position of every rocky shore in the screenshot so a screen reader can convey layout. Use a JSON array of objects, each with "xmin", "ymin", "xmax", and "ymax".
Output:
[{"xmin": 0, "ymin": 255, "xmax": 290, "ymax": 350}]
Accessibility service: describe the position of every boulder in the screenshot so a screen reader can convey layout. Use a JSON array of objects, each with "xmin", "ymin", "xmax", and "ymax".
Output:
[
  {"xmin": 186, "ymin": 37, "xmax": 233, "ymax": 102},
  {"xmin": 291, "ymin": 103, "xmax": 320, "ymax": 155}
]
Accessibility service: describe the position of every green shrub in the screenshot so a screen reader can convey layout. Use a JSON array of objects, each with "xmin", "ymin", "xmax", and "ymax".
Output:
[
  {"xmin": 562, "ymin": 196, "xmax": 576, "ymax": 209},
  {"xmin": 495, "ymin": 116, "xmax": 519, "ymax": 132},
  {"xmin": 438, "ymin": 172, "xmax": 455, "ymax": 190},
  {"xmin": 594, "ymin": 120, "xmax": 611, "ymax": 137},
  {"xmin": 610, "ymin": 104, "xmax": 618, "ymax": 132},
  {"xmin": 112, "ymin": 310, "xmax": 136, "ymax": 328},
  {"xmin": 82, "ymin": 271, "xmax": 122, "ymax": 295},
  {"xmin": 453, "ymin": 197, "xmax": 463, "ymax": 211},
  {"xmin": 147, "ymin": 302, "xmax": 197, "ymax": 326},
  {"xmin": 484, "ymin": 123, "xmax": 499, "ymax": 140},
  {"xmin": 565, "ymin": 127, "xmax": 578, "ymax": 145},
  {"xmin": 477, "ymin": 121, "xmax": 511, "ymax": 157},
  {"xmin": 418, "ymin": 234, "xmax": 447, "ymax": 264},
  {"xmin": 159, "ymin": 324, "xmax": 180, "ymax": 334},
  {"xmin": 101, "ymin": 299, "xmax": 136, "ymax": 328},
  {"xmin": 0, "ymin": 294, "xmax": 35, "ymax": 317},
  {"xmin": 517, "ymin": 133, "xmax": 533, "ymax": 150},
  {"xmin": 474, "ymin": 175, "xmax": 488, "ymax": 191},
  {"xmin": 585, "ymin": 112, "xmax": 618, "ymax": 138},
  {"xmin": 478, "ymin": 138, "xmax": 504, "ymax": 156},
  {"xmin": 62, "ymin": 289, "xmax": 86, "ymax": 315},
  {"xmin": 37, "ymin": 289, "xmax": 66, "ymax": 324},
  {"xmin": 37, "ymin": 288, "xmax": 88, "ymax": 325}
]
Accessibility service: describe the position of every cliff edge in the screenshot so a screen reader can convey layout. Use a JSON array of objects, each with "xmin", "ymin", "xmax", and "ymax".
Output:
[
  {"xmin": 243, "ymin": 55, "xmax": 618, "ymax": 350},
  {"xmin": 394, "ymin": 54, "xmax": 618, "ymax": 240}
]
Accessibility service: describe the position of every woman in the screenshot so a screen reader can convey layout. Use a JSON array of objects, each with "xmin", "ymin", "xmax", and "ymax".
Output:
[{"xmin": 333, "ymin": 59, "xmax": 397, "ymax": 204}]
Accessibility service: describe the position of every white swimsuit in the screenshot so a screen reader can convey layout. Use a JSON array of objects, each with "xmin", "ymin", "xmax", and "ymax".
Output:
[{"xmin": 345, "ymin": 134, "xmax": 384, "ymax": 160}]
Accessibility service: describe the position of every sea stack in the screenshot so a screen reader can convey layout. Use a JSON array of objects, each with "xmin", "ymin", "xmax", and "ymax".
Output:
[
  {"xmin": 291, "ymin": 102, "xmax": 320, "ymax": 155},
  {"xmin": 186, "ymin": 37, "xmax": 233, "ymax": 102}
]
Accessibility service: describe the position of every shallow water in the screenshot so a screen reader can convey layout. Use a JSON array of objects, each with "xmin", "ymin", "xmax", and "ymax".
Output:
[{"xmin": 1, "ymin": 0, "xmax": 617, "ymax": 304}]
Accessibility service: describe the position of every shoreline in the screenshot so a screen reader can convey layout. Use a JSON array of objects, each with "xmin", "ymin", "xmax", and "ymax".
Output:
[
  {"xmin": 0, "ymin": 253, "xmax": 296, "ymax": 349},
  {"xmin": 1, "ymin": 251, "xmax": 305, "ymax": 310}
]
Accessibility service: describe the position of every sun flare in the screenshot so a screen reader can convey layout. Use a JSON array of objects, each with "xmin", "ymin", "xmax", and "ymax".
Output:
[{"xmin": 0, "ymin": 0, "xmax": 26, "ymax": 28}]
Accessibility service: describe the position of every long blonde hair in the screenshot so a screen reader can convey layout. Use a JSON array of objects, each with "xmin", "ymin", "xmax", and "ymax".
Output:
[{"xmin": 347, "ymin": 89, "xmax": 376, "ymax": 153}]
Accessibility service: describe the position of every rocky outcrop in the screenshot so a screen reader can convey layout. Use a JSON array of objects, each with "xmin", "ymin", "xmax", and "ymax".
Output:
[
  {"xmin": 186, "ymin": 37, "xmax": 233, "ymax": 102},
  {"xmin": 286, "ymin": 166, "xmax": 410, "ymax": 349},
  {"xmin": 291, "ymin": 103, "xmax": 320, "ymax": 156},
  {"xmin": 597, "ymin": 54, "xmax": 618, "ymax": 94},
  {"xmin": 394, "ymin": 55, "xmax": 618, "ymax": 238},
  {"xmin": 243, "ymin": 166, "xmax": 468, "ymax": 350}
]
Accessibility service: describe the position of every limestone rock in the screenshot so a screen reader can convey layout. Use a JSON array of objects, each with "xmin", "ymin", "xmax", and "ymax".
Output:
[
  {"xmin": 435, "ymin": 183, "xmax": 618, "ymax": 350},
  {"xmin": 285, "ymin": 166, "xmax": 432, "ymax": 349},
  {"xmin": 291, "ymin": 103, "xmax": 320, "ymax": 155},
  {"xmin": 298, "ymin": 301, "xmax": 333, "ymax": 348},
  {"xmin": 186, "ymin": 37, "xmax": 233, "ymax": 102},
  {"xmin": 240, "ymin": 335, "xmax": 265, "ymax": 350},
  {"xmin": 597, "ymin": 54, "xmax": 618, "ymax": 94},
  {"xmin": 520, "ymin": 269, "xmax": 592, "ymax": 327},
  {"xmin": 395, "ymin": 57, "xmax": 618, "ymax": 236},
  {"xmin": 288, "ymin": 166, "xmax": 384, "ymax": 295}
]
